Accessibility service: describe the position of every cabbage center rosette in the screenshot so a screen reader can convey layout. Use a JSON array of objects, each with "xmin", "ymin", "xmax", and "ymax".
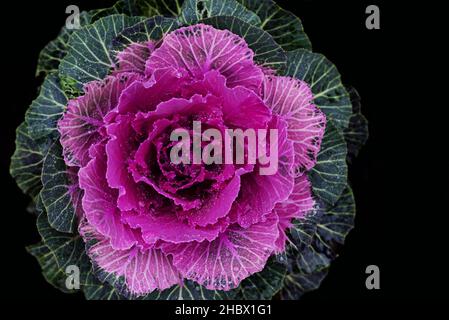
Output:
[{"xmin": 57, "ymin": 24, "xmax": 326, "ymax": 296}]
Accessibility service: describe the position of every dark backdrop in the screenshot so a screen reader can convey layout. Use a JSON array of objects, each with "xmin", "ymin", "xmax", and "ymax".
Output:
[{"xmin": 1, "ymin": 0, "xmax": 443, "ymax": 303}]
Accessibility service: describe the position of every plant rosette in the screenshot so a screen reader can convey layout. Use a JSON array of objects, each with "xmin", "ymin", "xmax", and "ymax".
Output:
[{"xmin": 11, "ymin": 0, "xmax": 368, "ymax": 300}]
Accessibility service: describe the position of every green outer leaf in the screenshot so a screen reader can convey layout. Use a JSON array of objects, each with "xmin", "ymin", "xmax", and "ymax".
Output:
[
  {"xmin": 294, "ymin": 237, "xmax": 331, "ymax": 275},
  {"xmin": 34, "ymin": 212, "xmax": 121, "ymax": 299},
  {"xmin": 40, "ymin": 141, "xmax": 77, "ymax": 233},
  {"xmin": 36, "ymin": 12, "xmax": 95, "ymax": 76},
  {"xmin": 179, "ymin": 0, "xmax": 261, "ymax": 25},
  {"xmin": 91, "ymin": 0, "xmax": 138, "ymax": 20},
  {"xmin": 34, "ymin": 193, "xmax": 46, "ymax": 215},
  {"xmin": 285, "ymin": 49, "xmax": 352, "ymax": 131},
  {"xmin": 234, "ymin": 256, "xmax": 287, "ymax": 300},
  {"xmin": 282, "ymin": 269, "xmax": 328, "ymax": 300},
  {"xmin": 308, "ymin": 121, "xmax": 348, "ymax": 205},
  {"xmin": 25, "ymin": 74, "xmax": 68, "ymax": 140},
  {"xmin": 281, "ymin": 186, "xmax": 355, "ymax": 299},
  {"xmin": 36, "ymin": 212, "xmax": 86, "ymax": 271},
  {"xmin": 32, "ymin": 212, "xmax": 122, "ymax": 299},
  {"xmin": 201, "ymin": 16, "xmax": 286, "ymax": 71},
  {"xmin": 59, "ymin": 14, "xmax": 144, "ymax": 89},
  {"xmin": 344, "ymin": 87, "xmax": 369, "ymax": 161},
  {"xmin": 289, "ymin": 211, "xmax": 321, "ymax": 252},
  {"xmin": 112, "ymin": 16, "xmax": 180, "ymax": 52},
  {"xmin": 316, "ymin": 187, "xmax": 356, "ymax": 250},
  {"xmin": 237, "ymin": 0, "xmax": 311, "ymax": 51},
  {"xmin": 93, "ymin": 0, "xmax": 182, "ymax": 20},
  {"xmin": 83, "ymin": 273, "xmax": 124, "ymax": 300},
  {"xmin": 10, "ymin": 122, "xmax": 46, "ymax": 198},
  {"xmin": 31, "ymin": 216, "xmax": 235, "ymax": 300},
  {"xmin": 345, "ymin": 113, "xmax": 368, "ymax": 160},
  {"xmin": 26, "ymin": 242, "xmax": 73, "ymax": 294},
  {"xmin": 142, "ymin": 281, "xmax": 236, "ymax": 300},
  {"xmin": 31, "ymin": 212, "xmax": 92, "ymax": 294},
  {"xmin": 134, "ymin": 0, "xmax": 183, "ymax": 16}
]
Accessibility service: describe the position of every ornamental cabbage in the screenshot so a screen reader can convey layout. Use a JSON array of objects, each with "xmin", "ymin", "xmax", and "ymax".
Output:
[{"xmin": 10, "ymin": 0, "xmax": 367, "ymax": 300}]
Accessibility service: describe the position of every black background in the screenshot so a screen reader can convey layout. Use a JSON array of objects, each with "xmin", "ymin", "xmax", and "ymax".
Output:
[{"xmin": 1, "ymin": 0, "xmax": 445, "ymax": 305}]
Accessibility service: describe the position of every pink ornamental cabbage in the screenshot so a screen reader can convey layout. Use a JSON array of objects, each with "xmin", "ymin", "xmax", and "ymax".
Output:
[{"xmin": 58, "ymin": 24, "xmax": 326, "ymax": 296}]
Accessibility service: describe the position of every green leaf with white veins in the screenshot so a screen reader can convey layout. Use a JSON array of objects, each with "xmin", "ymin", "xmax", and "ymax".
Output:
[
  {"xmin": 141, "ymin": 280, "xmax": 236, "ymax": 300},
  {"xmin": 112, "ymin": 16, "xmax": 180, "ymax": 52},
  {"xmin": 308, "ymin": 121, "xmax": 348, "ymax": 205},
  {"xmin": 237, "ymin": 0, "xmax": 312, "ymax": 50},
  {"xmin": 33, "ymin": 212, "xmax": 122, "ymax": 297},
  {"xmin": 59, "ymin": 14, "xmax": 144, "ymax": 89},
  {"xmin": 25, "ymin": 73, "xmax": 68, "ymax": 140},
  {"xmin": 315, "ymin": 187, "xmax": 356, "ymax": 251},
  {"xmin": 344, "ymin": 87, "xmax": 369, "ymax": 161},
  {"xmin": 179, "ymin": 0, "xmax": 261, "ymax": 25},
  {"xmin": 83, "ymin": 271, "xmax": 125, "ymax": 300},
  {"xmin": 35, "ymin": 212, "xmax": 90, "ymax": 282},
  {"xmin": 201, "ymin": 16, "xmax": 286, "ymax": 72},
  {"xmin": 281, "ymin": 186, "xmax": 355, "ymax": 299},
  {"xmin": 93, "ymin": 0, "xmax": 183, "ymax": 20},
  {"xmin": 234, "ymin": 256, "xmax": 287, "ymax": 300},
  {"xmin": 36, "ymin": 11, "xmax": 96, "ymax": 76},
  {"xmin": 10, "ymin": 122, "xmax": 46, "ymax": 198},
  {"xmin": 33, "ymin": 212, "xmax": 124, "ymax": 299},
  {"xmin": 282, "ymin": 269, "xmax": 329, "ymax": 300},
  {"xmin": 288, "ymin": 211, "xmax": 321, "ymax": 252},
  {"xmin": 27, "ymin": 242, "xmax": 74, "ymax": 293},
  {"xmin": 40, "ymin": 141, "xmax": 82, "ymax": 233},
  {"xmin": 285, "ymin": 49, "xmax": 353, "ymax": 131},
  {"xmin": 134, "ymin": 0, "xmax": 183, "ymax": 16}
]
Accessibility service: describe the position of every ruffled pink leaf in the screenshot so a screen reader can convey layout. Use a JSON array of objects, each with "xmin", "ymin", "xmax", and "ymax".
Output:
[
  {"xmin": 273, "ymin": 174, "xmax": 315, "ymax": 252},
  {"xmin": 121, "ymin": 210, "xmax": 228, "ymax": 245},
  {"xmin": 105, "ymin": 115, "xmax": 151, "ymax": 212},
  {"xmin": 78, "ymin": 143, "xmax": 139, "ymax": 250},
  {"xmin": 83, "ymin": 233, "xmax": 130, "ymax": 276},
  {"xmin": 182, "ymin": 70, "xmax": 271, "ymax": 129},
  {"xmin": 58, "ymin": 73, "xmax": 139, "ymax": 167},
  {"xmin": 262, "ymin": 75, "xmax": 326, "ymax": 172},
  {"xmin": 124, "ymin": 248, "xmax": 181, "ymax": 296},
  {"xmin": 79, "ymin": 221, "xmax": 180, "ymax": 296},
  {"xmin": 186, "ymin": 167, "xmax": 250, "ymax": 227},
  {"xmin": 116, "ymin": 67, "xmax": 189, "ymax": 116},
  {"xmin": 162, "ymin": 212, "xmax": 279, "ymax": 291},
  {"xmin": 220, "ymin": 83, "xmax": 272, "ymax": 130},
  {"xmin": 131, "ymin": 94, "xmax": 211, "ymax": 128},
  {"xmin": 230, "ymin": 116, "xmax": 294, "ymax": 228},
  {"xmin": 146, "ymin": 24, "xmax": 264, "ymax": 92}
]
